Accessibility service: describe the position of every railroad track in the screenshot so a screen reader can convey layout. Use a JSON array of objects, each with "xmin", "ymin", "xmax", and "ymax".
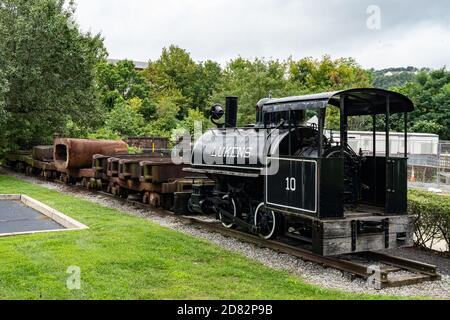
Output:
[
  {"xmin": 183, "ymin": 218, "xmax": 441, "ymax": 289},
  {"xmin": 3, "ymin": 167, "xmax": 442, "ymax": 290}
]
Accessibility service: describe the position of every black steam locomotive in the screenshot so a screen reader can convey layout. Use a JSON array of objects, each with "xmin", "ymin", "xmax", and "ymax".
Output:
[{"xmin": 187, "ymin": 89, "xmax": 415, "ymax": 256}]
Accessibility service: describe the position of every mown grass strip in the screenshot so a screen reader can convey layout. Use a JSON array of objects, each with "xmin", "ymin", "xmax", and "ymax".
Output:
[{"xmin": 0, "ymin": 175, "xmax": 398, "ymax": 300}]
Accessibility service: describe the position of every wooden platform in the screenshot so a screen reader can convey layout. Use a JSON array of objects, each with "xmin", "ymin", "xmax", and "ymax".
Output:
[{"xmin": 313, "ymin": 213, "xmax": 414, "ymax": 256}]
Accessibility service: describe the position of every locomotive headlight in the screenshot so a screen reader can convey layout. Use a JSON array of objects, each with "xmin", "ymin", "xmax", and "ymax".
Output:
[{"xmin": 210, "ymin": 104, "xmax": 225, "ymax": 120}]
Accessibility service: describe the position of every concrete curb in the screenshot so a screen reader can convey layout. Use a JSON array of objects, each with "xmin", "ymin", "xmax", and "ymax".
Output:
[{"xmin": 0, "ymin": 194, "xmax": 88, "ymax": 237}]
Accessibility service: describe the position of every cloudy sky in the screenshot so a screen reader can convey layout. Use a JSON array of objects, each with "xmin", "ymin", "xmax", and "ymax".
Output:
[{"xmin": 74, "ymin": 0, "xmax": 450, "ymax": 69}]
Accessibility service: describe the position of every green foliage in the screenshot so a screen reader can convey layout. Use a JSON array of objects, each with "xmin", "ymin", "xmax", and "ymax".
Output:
[
  {"xmin": 176, "ymin": 108, "xmax": 212, "ymax": 136},
  {"xmin": 92, "ymin": 59, "xmax": 159, "ymax": 140},
  {"xmin": 369, "ymin": 67, "xmax": 427, "ymax": 89},
  {"xmin": 141, "ymin": 95, "xmax": 180, "ymax": 139},
  {"xmin": 144, "ymin": 45, "xmax": 222, "ymax": 119},
  {"xmin": 87, "ymin": 127, "xmax": 121, "ymax": 140},
  {"xmin": 1, "ymin": 0, "xmax": 447, "ymax": 147},
  {"xmin": 209, "ymin": 56, "xmax": 371, "ymax": 126},
  {"xmin": 104, "ymin": 101, "xmax": 145, "ymax": 137},
  {"xmin": 289, "ymin": 55, "xmax": 372, "ymax": 92},
  {"xmin": 144, "ymin": 46, "xmax": 197, "ymax": 118},
  {"xmin": 393, "ymin": 68, "xmax": 450, "ymax": 139},
  {"xmin": 410, "ymin": 120, "xmax": 445, "ymax": 136},
  {"xmin": 409, "ymin": 190, "xmax": 450, "ymax": 251},
  {"xmin": 209, "ymin": 58, "xmax": 292, "ymax": 125},
  {"xmin": 0, "ymin": 68, "xmax": 8, "ymax": 129},
  {"xmin": 96, "ymin": 59, "xmax": 153, "ymax": 113},
  {"xmin": 0, "ymin": 0, "xmax": 106, "ymax": 148},
  {"xmin": 191, "ymin": 60, "xmax": 223, "ymax": 114},
  {"xmin": 288, "ymin": 56, "xmax": 372, "ymax": 130},
  {"xmin": 127, "ymin": 146, "xmax": 143, "ymax": 154}
]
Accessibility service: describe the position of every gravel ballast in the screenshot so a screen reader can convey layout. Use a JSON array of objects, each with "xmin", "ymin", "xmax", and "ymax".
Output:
[{"xmin": 2, "ymin": 168, "xmax": 449, "ymax": 299}]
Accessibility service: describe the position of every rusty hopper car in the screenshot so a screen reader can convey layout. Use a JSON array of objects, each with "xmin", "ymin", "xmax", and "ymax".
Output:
[
  {"xmin": 90, "ymin": 152, "xmax": 204, "ymax": 210},
  {"xmin": 54, "ymin": 138, "xmax": 128, "ymax": 171},
  {"xmin": 54, "ymin": 138, "xmax": 129, "ymax": 184},
  {"xmin": 187, "ymin": 89, "xmax": 415, "ymax": 256},
  {"xmin": 5, "ymin": 147, "xmax": 57, "ymax": 179}
]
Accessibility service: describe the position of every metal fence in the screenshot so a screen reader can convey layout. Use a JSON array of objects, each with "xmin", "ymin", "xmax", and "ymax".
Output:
[
  {"xmin": 408, "ymin": 141, "xmax": 450, "ymax": 193},
  {"xmin": 346, "ymin": 136, "xmax": 450, "ymax": 193}
]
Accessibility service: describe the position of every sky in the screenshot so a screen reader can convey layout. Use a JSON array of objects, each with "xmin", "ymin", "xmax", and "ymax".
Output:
[{"xmin": 74, "ymin": 0, "xmax": 450, "ymax": 69}]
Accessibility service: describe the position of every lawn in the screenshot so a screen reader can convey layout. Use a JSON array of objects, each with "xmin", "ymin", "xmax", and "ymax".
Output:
[{"xmin": 0, "ymin": 174, "xmax": 388, "ymax": 300}]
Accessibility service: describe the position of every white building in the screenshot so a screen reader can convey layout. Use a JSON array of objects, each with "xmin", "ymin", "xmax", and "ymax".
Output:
[{"xmin": 306, "ymin": 116, "xmax": 440, "ymax": 157}]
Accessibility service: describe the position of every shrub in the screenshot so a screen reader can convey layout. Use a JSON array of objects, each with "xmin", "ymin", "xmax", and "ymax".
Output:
[
  {"xmin": 408, "ymin": 190, "xmax": 450, "ymax": 251},
  {"xmin": 105, "ymin": 101, "xmax": 145, "ymax": 137},
  {"xmin": 87, "ymin": 128, "xmax": 122, "ymax": 140},
  {"xmin": 127, "ymin": 146, "xmax": 143, "ymax": 154}
]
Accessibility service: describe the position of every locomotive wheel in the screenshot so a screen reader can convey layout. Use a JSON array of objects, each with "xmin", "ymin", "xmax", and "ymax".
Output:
[
  {"xmin": 254, "ymin": 203, "xmax": 278, "ymax": 240},
  {"xmin": 219, "ymin": 195, "xmax": 237, "ymax": 229}
]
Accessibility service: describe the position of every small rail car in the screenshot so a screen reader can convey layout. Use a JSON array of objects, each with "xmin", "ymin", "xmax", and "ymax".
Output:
[
  {"xmin": 187, "ymin": 89, "xmax": 415, "ymax": 256},
  {"xmin": 4, "ymin": 138, "xmax": 206, "ymax": 212}
]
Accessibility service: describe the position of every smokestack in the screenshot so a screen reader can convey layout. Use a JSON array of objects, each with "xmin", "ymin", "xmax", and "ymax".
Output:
[{"xmin": 225, "ymin": 96, "xmax": 238, "ymax": 128}]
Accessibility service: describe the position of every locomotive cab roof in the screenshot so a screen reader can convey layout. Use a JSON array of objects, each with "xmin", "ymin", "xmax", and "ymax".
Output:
[{"xmin": 257, "ymin": 88, "xmax": 414, "ymax": 116}]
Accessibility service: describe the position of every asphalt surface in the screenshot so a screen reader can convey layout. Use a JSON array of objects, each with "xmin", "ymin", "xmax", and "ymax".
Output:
[{"xmin": 0, "ymin": 200, "xmax": 64, "ymax": 234}]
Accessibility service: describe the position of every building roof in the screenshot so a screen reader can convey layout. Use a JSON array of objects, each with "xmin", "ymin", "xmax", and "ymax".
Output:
[{"xmin": 107, "ymin": 59, "xmax": 149, "ymax": 70}]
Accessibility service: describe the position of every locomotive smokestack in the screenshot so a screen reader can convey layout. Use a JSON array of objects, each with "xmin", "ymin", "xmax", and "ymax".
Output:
[{"xmin": 225, "ymin": 96, "xmax": 238, "ymax": 128}]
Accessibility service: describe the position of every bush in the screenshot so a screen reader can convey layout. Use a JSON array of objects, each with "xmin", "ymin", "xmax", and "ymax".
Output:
[
  {"xmin": 409, "ymin": 190, "xmax": 450, "ymax": 251},
  {"xmin": 87, "ymin": 128, "xmax": 122, "ymax": 140},
  {"xmin": 127, "ymin": 146, "xmax": 143, "ymax": 154},
  {"xmin": 105, "ymin": 101, "xmax": 145, "ymax": 137}
]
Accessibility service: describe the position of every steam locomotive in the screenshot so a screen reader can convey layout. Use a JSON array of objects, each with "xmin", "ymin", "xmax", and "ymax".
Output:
[
  {"xmin": 187, "ymin": 89, "xmax": 415, "ymax": 256},
  {"xmin": 4, "ymin": 88, "xmax": 415, "ymax": 257}
]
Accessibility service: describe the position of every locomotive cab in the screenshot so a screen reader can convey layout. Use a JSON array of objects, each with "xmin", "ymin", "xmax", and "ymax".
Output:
[
  {"xmin": 187, "ymin": 89, "xmax": 415, "ymax": 256},
  {"xmin": 260, "ymin": 89, "xmax": 413, "ymax": 216}
]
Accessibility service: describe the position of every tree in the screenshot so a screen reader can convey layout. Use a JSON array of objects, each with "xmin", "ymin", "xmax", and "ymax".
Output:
[
  {"xmin": 209, "ymin": 58, "xmax": 291, "ymax": 125},
  {"xmin": 0, "ymin": 69, "xmax": 8, "ymax": 127},
  {"xmin": 104, "ymin": 100, "xmax": 145, "ymax": 137},
  {"xmin": 410, "ymin": 120, "xmax": 445, "ymax": 136},
  {"xmin": 141, "ymin": 95, "xmax": 181, "ymax": 139},
  {"xmin": 176, "ymin": 108, "xmax": 211, "ymax": 136},
  {"xmin": 143, "ymin": 45, "xmax": 223, "ymax": 119},
  {"xmin": 0, "ymin": 0, "xmax": 106, "ymax": 148},
  {"xmin": 369, "ymin": 67, "xmax": 419, "ymax": 89},
  {"xmin": 191, "ymin": 60, "xmax": 222, "ymax": 114},
  {"xmin": 288, "ymin": 55, "xmax": 371, "ymax": 92},
  {"xmin": 393, "ymin": 69, "xmax": 450, "ymax": 139},
  {"xmin": 96, "ymin": 60, "xmax": 153, "ymax": 114},
  {"xmin": 144, "ymin": 46, "xmax": 197, "ymax": 117},
  {"xmin": 288, "ymin": 56, "xmax": 372, "ymax": 129},
  {"xmin": 209, "ymin": 56, "xmax": 371, "ymax": 127}
]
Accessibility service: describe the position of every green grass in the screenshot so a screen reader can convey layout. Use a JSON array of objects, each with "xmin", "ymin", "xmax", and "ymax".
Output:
[{"xmin": 0, "ymin": 174, "xmax": 392, "ymax": 300}]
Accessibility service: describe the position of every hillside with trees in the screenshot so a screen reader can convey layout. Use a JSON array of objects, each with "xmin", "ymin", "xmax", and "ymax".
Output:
[
  {"xmin": 370, "ymin": 67, "xmax": 432, "ymax": 89},
  {"xmin": 393, "ymin": 69, "xmax": 450, "ymax": 139}
]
